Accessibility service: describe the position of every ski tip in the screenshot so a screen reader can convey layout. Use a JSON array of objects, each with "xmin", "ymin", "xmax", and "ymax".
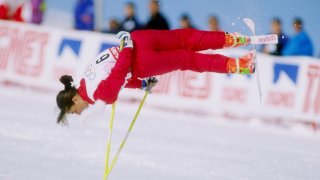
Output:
[
  {"xmin": 243, "ymin": 18, "xmax": 254, "ymax": 25},
  {"xmin": 243, "ymin": 18, "xmax": 256, "ymax": 35},
  {"xmin": 243, "ymin": 18, "xmax": 253, "ymax": 23}
]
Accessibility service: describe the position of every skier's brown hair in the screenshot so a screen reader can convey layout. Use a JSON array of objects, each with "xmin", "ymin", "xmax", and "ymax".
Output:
[{"xmin": 56, "ymin": 75, "xmax": 77, "ymax": 125}]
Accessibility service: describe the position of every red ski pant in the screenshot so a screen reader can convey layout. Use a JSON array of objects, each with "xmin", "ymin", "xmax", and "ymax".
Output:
[{"xmin": 131, "ymin": 29, "xmax": 228, "ymax": 78}]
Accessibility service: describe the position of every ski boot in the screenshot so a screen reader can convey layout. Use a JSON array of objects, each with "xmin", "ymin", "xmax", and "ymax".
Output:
[
  {"xmin": 224, "ymin": 32, "xmax": 251, "ymax": 48},
  {"xmin": 227, "ymin": 50, "xmax": 256, "ymax": 75}
]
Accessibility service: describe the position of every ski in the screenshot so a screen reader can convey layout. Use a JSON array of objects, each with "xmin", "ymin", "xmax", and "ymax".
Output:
[{"xmin": 243, "ymin": 18, "xmax": 262, "ymax": 102}]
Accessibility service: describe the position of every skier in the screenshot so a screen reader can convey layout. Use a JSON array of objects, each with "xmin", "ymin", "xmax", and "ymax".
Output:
[{"xmin": 56, "ymin": 29, "xmax": 255, "ymax": 124}]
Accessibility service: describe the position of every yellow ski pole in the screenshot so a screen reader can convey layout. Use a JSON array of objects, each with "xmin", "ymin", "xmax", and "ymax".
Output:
[
  {"xmin": 104, "ymin": 92, "xmax": 148, "ymax": 180},
  {"xmin": 103, "ymin": 103, "xmax": 116, "ymax": 180},
  {"xmin": 103, "ymin": 35, "xmax": 124, "ymax": 179}
]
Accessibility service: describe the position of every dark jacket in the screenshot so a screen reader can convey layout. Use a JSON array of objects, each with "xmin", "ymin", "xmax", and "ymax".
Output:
[
  {"xmin": 272, "ymin": 32, "xmax": 288, "ymax": 56},
  {"xmin": 261, "ymin": 32, "xmax": 288, "ymax": 56},
  {"xmin": 145, "ymin": 12, "xmax": 170, "ymax": 30},
  {"xmin": 121, "ymin": 16, "xmax": 140, "ymax": 32}
]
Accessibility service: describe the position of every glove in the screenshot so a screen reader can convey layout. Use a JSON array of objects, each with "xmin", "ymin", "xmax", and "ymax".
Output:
[
  {"xmin": 116, "ymin": 31, "xmax": 133, "ymax": 49},
  {"xmin": 141, "ymin": 77, "xmax": 158, "ymax": 93}
]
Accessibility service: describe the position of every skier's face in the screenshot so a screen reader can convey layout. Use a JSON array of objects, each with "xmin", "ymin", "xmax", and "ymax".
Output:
[{"xmin": 69, "ymin": 94, "xmax": 89, "ymax": 115}]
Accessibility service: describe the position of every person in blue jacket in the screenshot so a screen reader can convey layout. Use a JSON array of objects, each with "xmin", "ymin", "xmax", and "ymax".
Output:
[
  {"xmin": 282, "ymin": 18, "xmax": 313, "ymax": 56},
  {"xmin": 74, "ymin": 0, "xmax": 95, "ymax": 31}
]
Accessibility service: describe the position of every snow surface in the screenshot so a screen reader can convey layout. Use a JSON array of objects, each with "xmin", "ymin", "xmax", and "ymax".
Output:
[{"xmin": 0, "ymin": 86, "xmax": 320, "ymax": 180}]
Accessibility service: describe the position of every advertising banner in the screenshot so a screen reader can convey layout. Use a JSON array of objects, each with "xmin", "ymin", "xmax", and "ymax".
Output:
[{"xmin": 0, "ymin": 20, "xmax": 319, "ymax": 124}]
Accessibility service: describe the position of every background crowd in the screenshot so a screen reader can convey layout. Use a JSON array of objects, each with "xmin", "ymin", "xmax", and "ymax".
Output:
[
  {"xmin": 0, "ymin": 0, "xmax": 317, "ymax": 57},
  {"xmin": 0, "ymin": 0, "xmax": 45, "ymax": 24}
]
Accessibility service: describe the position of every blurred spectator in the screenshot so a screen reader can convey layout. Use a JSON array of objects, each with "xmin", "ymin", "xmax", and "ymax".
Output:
[
  {"xmin": 1, "ymin": 0, "xmax": 45, "ymax": 24},
  {"xmin": 208, "ymin": 15, "xmax": 221, "ymax": 31},
  {"xmin": 74, "ymin": 0, "xmax": 95, "ymax": 31},
  {"xmin": 179, "ymin": 14, "xmax": 196, "ymax": 29},
  {"xmin": 145, "ymin": 0, "xmax": 170, "ymax": 30},
  {"xmin": 121, "ymin": 2, "xmax": 140, "ymax": 32},
  {"xmin": 102, "ymin": 18, "xmax": 122, "ymax": 34},
  {"xmin": 30, "ymin": 0, "xmax": 46, "ymax": 24},
  {"xmin": 11, "ymin": 1, "xmax": 28, "ymax": 22},
  {"xmin": 282, "ymin": 18, "xmax": 313, "ymax": 56},
  {"xmin": 0, "ymin": 0, "xmax": 10, "ymax": 20},
  {"xmin": 261, "ymin": 18, "xmax": 288, "ymax": 56}
]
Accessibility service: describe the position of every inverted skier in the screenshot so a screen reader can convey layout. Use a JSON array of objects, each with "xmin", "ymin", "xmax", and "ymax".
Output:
[{"xmin": 56, "ymin": 29, "xmax": 255, "ymax": 124}]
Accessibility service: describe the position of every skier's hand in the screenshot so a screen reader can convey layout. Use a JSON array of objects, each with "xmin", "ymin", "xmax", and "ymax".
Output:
[
  {"xmin": 142, "ymin": 77, "xmax": 158, "ymax": 93},
  {"xmin": 116, "ymin": 31, "xmax": 130, "ymax": 40},
  {"xmin": 116, "ymin": 31, "xmax": 133, "ymax": 49}
]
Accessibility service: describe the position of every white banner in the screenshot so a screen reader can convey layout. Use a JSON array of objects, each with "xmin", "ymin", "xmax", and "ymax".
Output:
[{"xmin": 0, "ymin": 20, "xmax": 319, "ymax": 124}]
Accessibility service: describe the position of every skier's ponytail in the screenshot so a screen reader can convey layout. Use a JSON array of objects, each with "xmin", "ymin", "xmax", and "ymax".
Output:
[
  {"xmin": 56, "ymin": 75, "xmax": 77, "ymax": 125},
  {"xmin": 60, "ymin": 75, "xmax": 73, "ymax": 91}
]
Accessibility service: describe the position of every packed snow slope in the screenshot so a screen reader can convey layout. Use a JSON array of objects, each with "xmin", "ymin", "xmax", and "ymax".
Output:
[{"xmin": 0, "ymin": 86, "xmax": 320, "ymax": 180}]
